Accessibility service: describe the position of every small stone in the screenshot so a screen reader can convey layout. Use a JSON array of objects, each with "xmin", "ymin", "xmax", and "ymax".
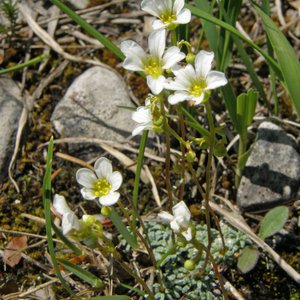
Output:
[
  {"xmin": 66, "ymin": 0, "xmax": 89, "ymax": 9},
  {"xmin": 51, "ymin": 66, "xmax": 135, "ymax": 156},
  {"xmin": 0, "ymin": 77, "xmax": 22, "ymax": 179},
  {"xmin": 237, "ymin": 122, "xmax": 300, "ymax": 212}
]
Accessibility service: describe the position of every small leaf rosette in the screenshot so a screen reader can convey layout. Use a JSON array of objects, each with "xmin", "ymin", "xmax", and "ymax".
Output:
[{"xmin": 76, "ymin": 158, "xmax": 123, "ymax": 206}]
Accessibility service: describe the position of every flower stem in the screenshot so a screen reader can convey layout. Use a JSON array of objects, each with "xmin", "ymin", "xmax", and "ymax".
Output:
[
  {"xmin": 204, "ymin": 102, "xmax": 215, "ymax": 251},
  {"xmin": 171, "ymin": 30, "xmax": 177, "ymax": 46}
]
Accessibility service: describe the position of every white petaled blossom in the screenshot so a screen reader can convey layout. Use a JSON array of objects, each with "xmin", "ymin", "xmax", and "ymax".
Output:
[
  {"xmin": 76, "ymin": 158, "xmax": 123, "ymax": 206},
  {"xmin": 158, "ymin": 201, "xmax": 192, "ymax": 241},
  {"xmin": 121, "ymin": 29, "xmax": 185, "ymax": 95},
  {"xmin": 165, "ymin": 50, "xmax": 228, "ymax": 105},
  {"xmin": 53, "ymin": 194, "xmax": 80, "ymax": 235},
  {"xmin": 132, "ymin": 95, "xmax": 162, "ymax": 136},
  {"xmin": 141, "ymin": 0, "xmax": 191, "ymax": 30}
]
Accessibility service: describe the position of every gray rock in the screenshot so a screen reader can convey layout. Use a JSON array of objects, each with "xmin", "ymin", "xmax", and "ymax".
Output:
[
  {"xmin": 0, "ymin": 78, "xmax": 23, "ymax": 179},
  {"xmin": 237, "ymin": 121, "xmax": 300, "ymax": 212},
  {"xmin": 51, "ymin": 66, "xmax": 135, "ymax": 154}
]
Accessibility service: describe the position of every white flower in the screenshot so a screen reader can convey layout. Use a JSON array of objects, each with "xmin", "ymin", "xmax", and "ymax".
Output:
[
  {"xmin": 132, "ymin": 96, "xmax": 161, "ymax": 136},
  {"xmin": 141, "ymin": 0, "xmax": 191, "ymax": 30},
  {"xmin": 165, "ymin": 50, "xmax": 228, "ymax": 105},
  {"xmin": 121, "ymin": 29, "xmax": 185, "ymax": 95},
  {"xmin": 76, "ymin": 157, "xmax": 122, "ymax": 206},
  {"xmin": 158, "ymin": 201, "xmax": 192, "ymax": 241},
  {"xmin": 53, "ymin": 194, "xmax": 80, "ymax": 235}
]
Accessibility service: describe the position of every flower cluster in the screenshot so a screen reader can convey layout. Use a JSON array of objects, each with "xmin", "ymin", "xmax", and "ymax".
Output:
[{"xmin": 121, "ymin": 0, "xmax": 228, "ymax": 136}]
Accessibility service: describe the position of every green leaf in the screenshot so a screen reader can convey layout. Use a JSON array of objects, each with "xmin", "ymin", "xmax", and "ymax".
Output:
[
  {"xmin": 236, "ymin": 89, "xmax": 259, "ymax": 138},
  {"xmin": 237, "ymin": 246, "xmax": 260, "ymax": 273},
  {"xmin": 57, "ymin": 258, "xmax": 103, "ymax": 288},
  {"xmin": 110, "ymin": 207, "xmax": 136, "ymax": 249},
  {"xmin": 43, "ymin": 137, "xmax": 73, "ymax": 296},
  {"xmin": 254, "ymin": 4, "xmax": 300, "ymax": 117},
  {"xmin": 258, "ymin": 206, "xmax": 289, "ymax": 240}
]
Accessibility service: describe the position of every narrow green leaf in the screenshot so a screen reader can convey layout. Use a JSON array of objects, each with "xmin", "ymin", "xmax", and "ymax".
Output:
[
  {"xmin": 181, "ymin": 107, "xmax": 211, "ymax": 137},
  {"xmin": 186, "ymin": 4, "xmax": 282, "ymax": 79},
  {"xmin": 84, "ymin": 296, "xmax": 130, "ymax": 300},
  {"xmin": 254, "ymin": 4, "xmax": 300, "ymax": 117},
  {"xmin": 0, "ymin": 54, "xmax": 47, "ymax": 75},
  {"xmin": 110, "ymin": 207, "xmax": 136, "ymax": 249},
  {"xmin": 236, "ymin": 89, "xmax": 259, "ymax": 137},
  {"xmin": 50, "ymin": 0, "xmax": 124, "ymax": 60},
  {"xmin": 57, "ymin": 258, "xmax": 103, "ymax": 288},
  {"xmin": 43, "ymin": 137, "xmax": 73, "ymax": 295},
  {"xmin": 237, "ymin": 246, "xmax": 260, "ymax": 273},
  {"xmin": 51, "ymin": 222, "xmax": 82, "ymax": 256},
  {"xmin": 258, "ymin": 206, "xmax": 289, "ymax": 240}
]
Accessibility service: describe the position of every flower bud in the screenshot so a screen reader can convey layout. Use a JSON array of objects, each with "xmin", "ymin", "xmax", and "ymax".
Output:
[
  {"xmin": 186, "ymin": 150, "xmax": 196, "ymax": 163},
  {"xmin": 184, "ymin": 259, "xmax": 196, "ymax": 270},
  {"xmin": 186, "ymin": 52, "xmax": 195, "ymax": 64},
  {"xmin": 101, "ymin": 206, "xmax": 112, "ymax": 216}
]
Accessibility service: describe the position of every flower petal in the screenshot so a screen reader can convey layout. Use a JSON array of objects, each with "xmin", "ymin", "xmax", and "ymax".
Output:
[
  {"xmin": 158, "ymin": 211, "xmax": 174, "ymax": 224},
  {"xmin": 168, "ymin": 91, "xmax": 192, "ymax": 105},
  {"xmin": 132, "ymin": 124, "xmax": 150, "ymax": 136},
  {"xmin": 172, "ymin": 201, "xmax": 191, "ymax": 224},
  {"xmin": 109, "ymin": 171, "xmax": 123, "ymax": 191},
  {"xmin": 99, "ymin": 192, "xmax": 120, "ymax": 206},
  {"xmin": 195, "ymin": 50, "xmax": 214, "ymax": 78},
  {"xmin": 120, "ymin": 40, "xmax": 146, "ymax": 61},
  {"xmin": 81, "ymin": 188, "xmax": 97, "ymax": 200},
  {"xmin": 148, "ymin": 29, "xmax": 166, "ymax": 59},
  {"xmin": 147, "ymin": 75, "xmax": 165, "ymax": 95},
  {"xmin": 53, "ymin": 194, "xmax": 72, "ymax": 215},
  {"xmin": 205, "ymin": 71, "xmax": 228, "ymax": 90},
  {"xmin": 174, "ymin": 8, "xmax": 191, "ymax": 24},
  {"xmin": 162, "ymin": 46, "xmax": 185, "ymax": 69},
  {"xmin": 170, "ymin": 219, "xmax": 180, "ymax": 233},
  {"xmin": 76, "ymin": 168, "xmax": 97, "ymax": 188},
  {"xmin": 173, "ymin": 0, "xmax": 184, "ymax": 14},
  {"xmin": 62, "ymin": 212, "xmax": 80, "ymax": 235},
  {"xmin": 152, "ymin": 19, "xmax": 165, "ymax": 30},
  {"xmin": 132, "ymin": 106, "xmax": 152, "ymax": 124},
  {"xmin": 173, "ymin": 64, "xmax": 196, "ymax": 87},
  {"xmin": 123, "ymin": 57, "xmax": 144, "ymax": 72},
  {"xmin": 141, "ymin": 0, "xmax": 160, "ymax": 17},
  {"xmin": 182, "ymin": 228, "xmax": 192, "ymax": 241},
  {"xmin": 94, "ymin": 157, "xmax": 113, "ymax": 179},
  {"xmin": 193, "ymin": 93, "xmax": 205, "ymax": 105}
]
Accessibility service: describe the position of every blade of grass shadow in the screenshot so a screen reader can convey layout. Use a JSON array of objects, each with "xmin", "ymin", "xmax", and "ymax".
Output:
[
  {"xmin": 43, "ymin": 137, "xmax": 74, "ymax": 296},
  {"xmin": 254, "ymin": 3, "xmax": 300, "ymax": 117},
  {"xmin": 50, "ymin": 0, "xmax": 124, "ymax": 60}
]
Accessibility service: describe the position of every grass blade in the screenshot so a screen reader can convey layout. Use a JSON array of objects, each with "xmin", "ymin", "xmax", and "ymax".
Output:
[
  {"xmin": 84, "ymin": 296, "xmax": 130, "ymax": 300},
  {"xmin": 57, "ymin": 258, "xmax": 104, "ymax": 288},
  {"xmin": 0, "ymin": 54, "xmax": 47, "ymax": 75},
  {"xmin": 253, "ymin": 4, "xmax": 300, "ymax": 117},
  {"xmin": 43, "ymin": 137, "xmax": 73, "ymax": 295}
]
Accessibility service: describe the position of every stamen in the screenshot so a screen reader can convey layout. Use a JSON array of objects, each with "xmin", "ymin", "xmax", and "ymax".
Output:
[
  {"xmin": 161, "ymin": 13, "xmax": 176, "ymax": 24},
  {"xmin": 144, "ymin": 56, "xmax": 163, "ymax": 78},
  {"xmin": 94, "ymin": 178, "xmax": 112, "ymax": 197},
  {"xmin": 190, "ymin": 80, "xmax": 207, "ymax": 97}
]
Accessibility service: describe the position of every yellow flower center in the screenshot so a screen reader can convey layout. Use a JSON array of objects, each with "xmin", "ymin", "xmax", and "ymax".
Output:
[
  {"xmin": 93, "ymin": 178, "xmax": 111, "ymax": 197},
  {"xmin": 144, "ymin": 56, "xmax": 163, "ymax": 78},
  {"xmin": 190, "ymin": 80, "xmax": 207, "ymax": 97},
  {"xmin": 161, "ymin": 13, "xmax": 176, "ymax": 24}
]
